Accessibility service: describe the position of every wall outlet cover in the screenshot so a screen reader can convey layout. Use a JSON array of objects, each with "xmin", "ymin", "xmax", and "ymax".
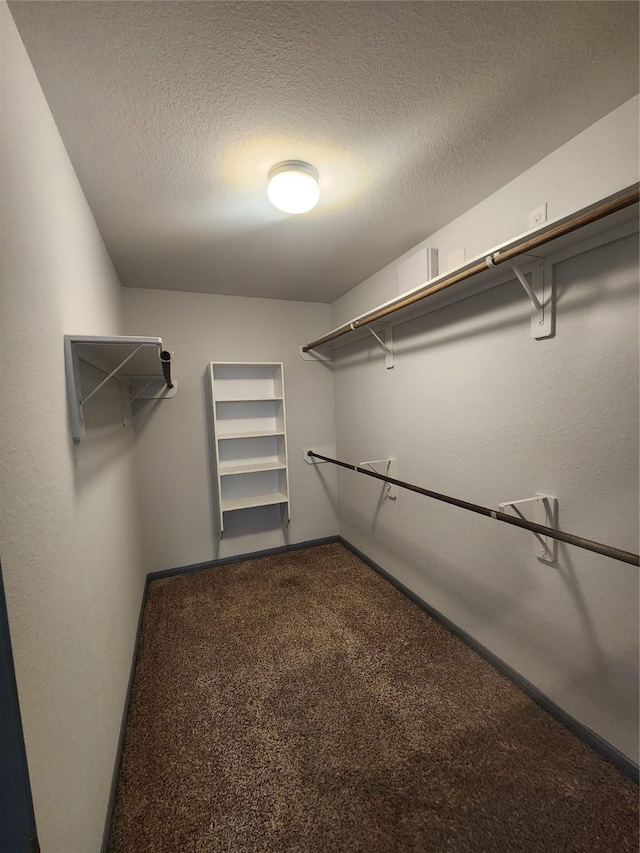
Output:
[{"xmin": 529, "ymin": 203, "xmax": 548, "ymax": 229}]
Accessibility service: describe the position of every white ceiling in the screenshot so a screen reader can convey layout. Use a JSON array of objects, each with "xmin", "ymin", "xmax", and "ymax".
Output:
[{"xmin": 9, "ymin": 1, "xmax": 639, "ymax": 303}]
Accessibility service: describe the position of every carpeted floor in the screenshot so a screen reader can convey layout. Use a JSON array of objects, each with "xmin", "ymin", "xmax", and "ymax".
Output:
[{"xmin": 108, "ymin": 542, "xmax": 638, "ymax": 853}]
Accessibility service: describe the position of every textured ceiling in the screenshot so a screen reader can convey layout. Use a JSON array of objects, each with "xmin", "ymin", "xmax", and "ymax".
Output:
[{"xmin": 9, "ymin": 1, "xmax": 639, "ymax": 303}]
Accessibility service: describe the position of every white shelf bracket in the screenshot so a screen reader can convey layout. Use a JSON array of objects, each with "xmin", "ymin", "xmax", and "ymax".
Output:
[
  {"xmin": 510, "ymin": 262, "xmax": 542, "ymax": 311},
  {"xmin": 64, "ymin": 335, "xmax": 176, "ymax": 442},
  {"xmin": 359, "ymin": 458, "xmax": 397, "ymax": 500},
  {"xmin": 498, "ymin": 494, "xmax": 559, "ymax": 563},
  {"xmin": 79, "ymin": 346, "xmax": 143, "ymax": 406},
  {"xmin": 509, "ymin": 260, "xmax": 554, "ymax": 340},
  {"xmin": 367, "ymin": 325, "xmax": 394, "ymax": 369}
]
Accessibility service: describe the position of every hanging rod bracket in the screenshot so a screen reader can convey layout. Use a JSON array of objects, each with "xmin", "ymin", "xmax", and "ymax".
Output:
[
  {"xmin": 298, "ymin": 344, "xmax": 333, "ymax": 363},
  {"xmin": 359, "ymin": 458, "xmax": 397, "ymax": 499},
  {"xmin": 304, "ymin": 446, "xmax": 337, "ymax": 464},
  {"xmin": 498, "ymin": 494, "xmax": 559, "ymax": 562},
  {"xmin": 366, "ymin": 325, "xmax": 394, "ymax": 368}
]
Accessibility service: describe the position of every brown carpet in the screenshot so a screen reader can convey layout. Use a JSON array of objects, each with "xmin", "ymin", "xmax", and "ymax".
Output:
[{"xmin": 108, "ymin": 542, "xmax": 638, "ymax": 853}]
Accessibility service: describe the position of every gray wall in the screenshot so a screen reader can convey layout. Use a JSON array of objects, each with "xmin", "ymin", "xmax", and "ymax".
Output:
[
  {"xmin": 1, "ymin": 7, "xmax": 146, "ymax": 850},
  {"xmin": 330, "ymin": 100, "xmax": 639, "ymax": 762},
  {"xmin": 123, "ymin": 289, "xmax": 338, "ymax": 571}
]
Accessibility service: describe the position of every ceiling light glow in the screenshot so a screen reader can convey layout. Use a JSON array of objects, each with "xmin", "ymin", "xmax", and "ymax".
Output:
[{"xmin": 267, "ymin": 161, "xmax": 320, "ymax": 214}]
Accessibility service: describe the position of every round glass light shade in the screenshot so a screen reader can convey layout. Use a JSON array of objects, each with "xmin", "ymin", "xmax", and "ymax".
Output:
[{"xmin": 267, "ymin": 161, "xmax": 320, "ymax": 214}]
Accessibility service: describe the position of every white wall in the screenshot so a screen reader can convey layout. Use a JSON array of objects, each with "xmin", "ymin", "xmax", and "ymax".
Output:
[
  {"xmin": 123, "ymin": 289, "xmax": 338, "ymax": 571},
  {"xmin": 331, "ymin": 101, "xmax": 639, "ymax": 761},
  {"xmin": 0, "ymin": 6, "xmax": 146, "ymax": 851}
]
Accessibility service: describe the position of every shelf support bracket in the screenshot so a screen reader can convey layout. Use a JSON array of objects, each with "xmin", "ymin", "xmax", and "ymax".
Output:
[
  {"xmin": 510, "ymin": 262, "xmax": 542, "ymax": 311},
  {"xmin": 359, "ymin": 458, "xmax": 398, "ymax": 499},
  {"xmin": 121, "ymin": 382, "xmax": 129, "ymax": 427},
  {"xmin": 498, "ymin": 494, "xmax": 559, "ymax": 562},
  {"xmin": 64, "ymin": 335, "xmax": 177, "ymax": 442},
  {"xmin": 367, "ymin": 325, "xmax": 394, "ymax": 369},
  {"xmin": 127, "ymin": 378, "xmax": 156, "ymax": 407},
  {"xmin": 510, "ymin": 259, "xmax": 555, "ymax": 340},
  {"xmin": 79, "ymin": 346, "xmax": 143, "ymax": 406}
]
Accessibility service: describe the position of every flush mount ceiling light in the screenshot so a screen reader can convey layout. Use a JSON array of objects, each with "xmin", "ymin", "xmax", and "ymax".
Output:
[{"xmin": 267, "ymin": 160, "xmax": 320, "ymax": 214}]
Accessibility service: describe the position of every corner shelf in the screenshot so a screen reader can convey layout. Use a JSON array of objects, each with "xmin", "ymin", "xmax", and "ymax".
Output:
[
  {"xmin": 64, "ymin": 335, "xmax": 177, "ymax": 442},
  {"xmin": 209, "ymin": 362, "xmax": 290, "ymax": 536}
]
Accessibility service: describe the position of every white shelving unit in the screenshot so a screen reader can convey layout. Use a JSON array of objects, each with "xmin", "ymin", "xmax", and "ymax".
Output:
[
  {"xmin": 209, "ymin": 362, "xmax": 290, "ymax": 535},
  {"xmin": 64, "ymin": 335, "xmax": 178, "ymax": 442}
]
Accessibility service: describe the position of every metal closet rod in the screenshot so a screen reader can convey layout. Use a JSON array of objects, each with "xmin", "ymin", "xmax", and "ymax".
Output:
[
  {"xmin": 302, "ymin": 186, "xmax": 640, "ymax": 352},
  {"xmin": 307, "ymin": 451, "xmax": 640, "ymax": 567}
]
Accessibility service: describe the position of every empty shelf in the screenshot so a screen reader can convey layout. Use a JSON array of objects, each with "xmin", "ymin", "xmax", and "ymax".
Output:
[
  {"xmin": 217, "ymin": 430, "xmax": 286, "ymax": 440},
  {"xmin": 216, "ymin": 396, "xmax": 284, "ymax": 403},
  {"xmin": 221, "ymin": 493, "xmax": 289, "ymax": 512},
  {"xmin": 219, "ymin": 461, "xmax": 287, "ymax": 476}
]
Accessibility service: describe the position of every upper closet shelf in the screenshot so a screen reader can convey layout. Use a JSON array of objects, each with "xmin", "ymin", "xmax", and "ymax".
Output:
[
  {"xmin": 64, "ymin": 335, "xmax": 178, "ymax": 442},
  {"xmin": 300, "ymin": 184, "xmax": 639, "ymax": 357}
]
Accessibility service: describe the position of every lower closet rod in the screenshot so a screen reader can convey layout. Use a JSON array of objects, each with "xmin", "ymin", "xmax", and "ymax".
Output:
[{"xmin": 307, "ymin": 452, "xmax": 639, "ymax": 567}]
